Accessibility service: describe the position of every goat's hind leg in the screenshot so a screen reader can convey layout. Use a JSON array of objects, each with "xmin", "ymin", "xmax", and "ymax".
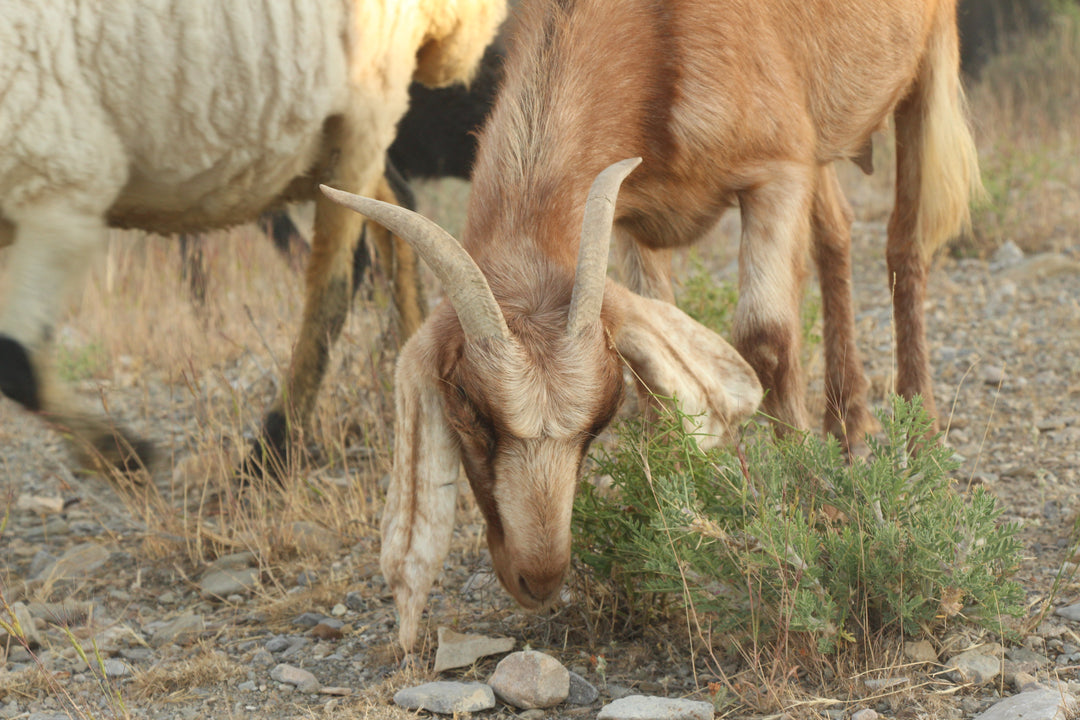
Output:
[
  {"xmin": 0, "ymin": 207, "xmax": 153, "ymax": 472},
  {"xmin": 811, "ymin": 164, "xmax": 873, "ymax": 450}
]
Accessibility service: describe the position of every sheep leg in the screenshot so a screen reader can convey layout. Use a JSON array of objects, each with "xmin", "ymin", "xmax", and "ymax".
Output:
[
  {"xmin": 733, "ymin": 163, "xmax": 813, "ymax": 434},
  {"xmin": 811, "ymin": 164, "xmax": 873, "ymax": 449},
  {"xmin": 368, "ymin": 176, "xmax": 426, "ymax": 341},
  {"xmin": 245, "ymin": 186, "xmax": 368, "ymax": 478},
  {"xmin": 0, "ymin": 208, "xmax": 152, "ymax": 472}
]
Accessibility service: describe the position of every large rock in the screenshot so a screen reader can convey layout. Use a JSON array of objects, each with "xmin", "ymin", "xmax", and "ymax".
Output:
[
  {"xmin": 270, "ymin": 663, "xmax": 320, "ymax": 693},
  {"xmin": 146, "ymin": 613, "xmax": 205, "ymax": 647},
  {"xmin": 199, "ymin": 567, "xmax": 259, "ymax": 597},
  {"xmin": 597, "ymin": 695, "xmax": 715, "ymax": 720},
  {"xmin": 393, "ymin": 682, "xmax": 496, "ymax": 715},
  {"xmin": 567, "ymin": 671, "xmax": 600, "ymax": 705},
  {"xmin": 38, "ymin": 542, "xmax": 110, "ymax": 580},
  {"xmin": 973, "ymin": 689, "xmax": 1077, "ymax": 720},
  {"xmin": 488, "ymin": 650, "xmax": 569, "ymax": 709},
  {"xmin": 947, "ymin": 647, "xmax": 1002, "ymax": 685},
  {"xmin": 433, "ymin": 626, "xmax": 515, "ymax": 673},
  {"xmin": 281, "ymin": 521, "xmax": 342, "ymax": 556}
]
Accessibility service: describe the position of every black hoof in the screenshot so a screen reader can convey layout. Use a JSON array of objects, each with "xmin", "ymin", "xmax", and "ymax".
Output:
[
  {"xmin": 0, "ymin": 335, "xmax": 40, "ymax": 411},
  {"xmin": 236, "ymin": 411, "xmax": 290, "ymax": 485},
  {"xmin": 81, "ymin": 431, "xmax": 156, "ymax": 478}
]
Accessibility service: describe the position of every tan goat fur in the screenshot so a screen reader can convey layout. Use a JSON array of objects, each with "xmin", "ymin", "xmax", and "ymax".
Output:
[{"xmin": 327, "ymin": 0, "xmax": 981, "ymax": 652}]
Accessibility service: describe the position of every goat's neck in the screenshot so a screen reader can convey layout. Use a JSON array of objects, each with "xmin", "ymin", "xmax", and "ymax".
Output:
[{"xmin": 463, "ymin": 0, "xmax": 674, "ymax": 274}]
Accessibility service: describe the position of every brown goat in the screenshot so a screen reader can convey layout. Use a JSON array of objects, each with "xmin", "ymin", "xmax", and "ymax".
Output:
[{"xmin": 325, "ymin": 0, "xmax": 981, "ymax": 651}]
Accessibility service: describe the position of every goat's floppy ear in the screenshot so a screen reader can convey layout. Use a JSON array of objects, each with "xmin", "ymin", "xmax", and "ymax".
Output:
[
  {"xmin": 606, "ymin": 282, "xmax": 763, "ymax": 443},
  {"xmin": 380, "ymin": 321, "xmax": 460, "ymax": 653}
]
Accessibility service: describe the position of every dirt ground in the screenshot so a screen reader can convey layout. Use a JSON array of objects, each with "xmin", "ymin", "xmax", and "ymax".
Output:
[{"xmin": 2, "ymin": 154, "xmax": 1080, "ymax": 719}]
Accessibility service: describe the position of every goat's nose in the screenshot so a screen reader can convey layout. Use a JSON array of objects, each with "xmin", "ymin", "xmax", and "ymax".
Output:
[{"xmin": 517, "ymin": 570, "xmax": 564, "ymax": 606}]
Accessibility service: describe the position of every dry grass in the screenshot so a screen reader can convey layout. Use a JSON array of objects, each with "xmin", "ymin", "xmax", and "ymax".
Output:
[
  {"xmin": 964, "ymin": 4, "xmax": 1080, "ymax": 255},
  {"xmin": 64, "ymin": 226, "xmax": 396, "ymax": 571},
  {"xmin": 128, "ymin": 641, "xmax": 247, "ymax": 701}
]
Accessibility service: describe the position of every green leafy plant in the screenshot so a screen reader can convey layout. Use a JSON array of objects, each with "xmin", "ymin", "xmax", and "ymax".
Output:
[{"xmin": 573, "ymin": 396, "xmax": 1023, "ymax": 653}]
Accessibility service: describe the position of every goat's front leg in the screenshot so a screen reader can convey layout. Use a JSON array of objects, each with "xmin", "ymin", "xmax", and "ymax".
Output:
[
  {"xmin": 811, "ymin": 164, "xmax": 873, "ymax": 449},
  {"xmin": 734, "ymin": 163, "xmax": 813, "ymax": 434},
  {"xmin": 0, "ymin": 206, "xmax": 152, "ymax": 471}
]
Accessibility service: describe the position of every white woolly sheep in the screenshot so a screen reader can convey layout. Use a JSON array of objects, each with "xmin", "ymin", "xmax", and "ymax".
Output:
[{"xmin": 0, "ymin": 0, "xmax": 506, "ymax": 472}]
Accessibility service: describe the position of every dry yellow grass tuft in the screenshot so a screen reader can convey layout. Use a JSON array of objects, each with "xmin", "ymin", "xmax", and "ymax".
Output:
[
  {"xmin": 965, "ymin": 5, "xmax": 1080, "ymax": 255},
  {"xmin": 128, "ymin": 641, "xmax": 247, "ymax": 701}
]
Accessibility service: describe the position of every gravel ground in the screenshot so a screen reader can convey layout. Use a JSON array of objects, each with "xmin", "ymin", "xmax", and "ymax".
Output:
[{"xmin": 2, "ymin": 204, "xmax": 1079, "ymax": 719}]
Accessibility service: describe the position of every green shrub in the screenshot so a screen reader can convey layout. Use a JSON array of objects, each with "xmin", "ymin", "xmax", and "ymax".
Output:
[{"xmin": 573, "ymin": 396, "xmax": 1023, "ymax": 653}]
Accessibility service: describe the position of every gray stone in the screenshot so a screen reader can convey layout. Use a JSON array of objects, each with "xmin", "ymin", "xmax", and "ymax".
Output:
[
  {"xmin": 851, "ymin": 710, "xmax": 878, "ymax": 720},
  {"xmin": 0, "ymin": 602, "xmax": 41, "ymax": 649},
  {"xmin": 120, "ymin": 647, "xmax": 152, "ymax": 662},
  {"xmin": 947, "ymin": 649, "xmax": 1001, "ymax": 685},
  {"xmin": 270, "ymin": 663, "xmax": 320, "ymax": 693},
  {"xmin": 973, "ymin": 689, "xmax": 1077, "ymax": 720},
  {"xmin": 101, "ymin": 659, "xmax": 131, "ymax": 678},
  {"xmin": 293, "ymin": 612, "xmax": 327, "ymax": 628},
  {"xmin": 597, "ymin": 695, "xmax": 715, "ymax": 720},
  {"xmin": 1006, "ymin": 646, "xmax": 1053, "ymax": 673},
  {"xmin": 279, "ymin": 637, "xmax": 310, "ymax": 659},
  {"xmin": 1054, "ymin": 602, "xmax": 1080, "ymax": 622},
  {"xmin": 393, "ymin": 681, "xmax": 496, "ymax": 715},
  {"xmin": 250, "ymin": 648, "xmax": 275, "ymax": 668},
  {"xmin": 199, "ymin": 567, "xmax": 259, "ymax": 597},
  {"xmin": 15, "ymin": 494, "xmax": 65, "ymax": 515},
  {"xmin": 283, "ymin": 521, "xmax": 342, "ymax": 556},
  {"xmin": 147, "ymin": 613, "xmax": 205, "ymax": 647},
  {"xmin": 990, "ymin": 240, "xmax": 1024, "ymax": 271},
  {"xmin": 432, "ymin": 626, "xmax": 515, "ymax": 673},
  {"xmin": 1012, "ymin": 671, "xmax": 1042, "ymax": 693},
  {"xmin": 863, "ymin": 677, "xmax": 909, "ymax": 690},
  {"xmin": 903, "ymin": 639, "xmax": 937, "ymax": 664},
  {"xmin": 39, "ymin": 541, "xmax": 110, "ymax": 580},
  {"xmin": 567, "ymin": 671, "xmax": 599, "ymax": 705},
  {"xmin": 265, "ymin": 636, "xmax": 291, "ymax": 652},
  {"xmin": 488, "ymin": 650, "xmax": 569, "ymax": 709},
  {"xmin": 344, "ymin": 591, "xmax": 365, "ymax": 612},
  {"xmin": 981, "ymin": 364, "xmax": 1006, "ymax": 386}
]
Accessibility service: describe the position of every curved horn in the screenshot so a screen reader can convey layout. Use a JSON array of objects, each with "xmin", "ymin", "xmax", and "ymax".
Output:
[
  {"xmin": 566, "ymin": 157, "xmax": 642, "ymax": 336},
  {"xmin": 320, "ymin": 185, "xmax": 510, "ymax": 342}
]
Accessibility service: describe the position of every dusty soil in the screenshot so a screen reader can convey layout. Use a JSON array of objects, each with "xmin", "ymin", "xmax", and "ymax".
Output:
[{"xmin": 2, "ymin": 171, "xmax": 1079, "ymax": 720}]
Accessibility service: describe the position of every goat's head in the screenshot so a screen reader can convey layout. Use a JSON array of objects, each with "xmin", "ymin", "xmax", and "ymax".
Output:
[{"xmin": 322, "ymin": 159, "xmax": 762, "ymax": 650}]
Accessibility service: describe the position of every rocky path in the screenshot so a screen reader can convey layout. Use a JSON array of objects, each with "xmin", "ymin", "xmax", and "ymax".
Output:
[{"xmin": 2, "ymin": 221, "xmax": 1080, "ymax": 719}]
